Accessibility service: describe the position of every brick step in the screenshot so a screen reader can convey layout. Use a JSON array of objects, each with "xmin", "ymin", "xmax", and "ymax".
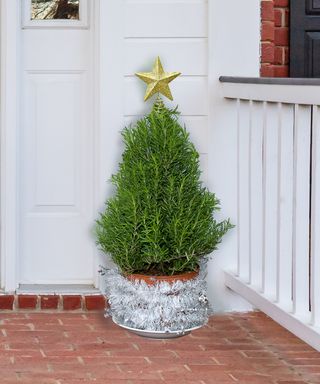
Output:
[{"xmin": 0, "ymin": 294, "xmax": 107, "ymax": 311}]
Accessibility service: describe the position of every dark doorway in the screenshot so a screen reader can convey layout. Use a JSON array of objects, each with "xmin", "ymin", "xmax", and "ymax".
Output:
[{"xmin": 290, "ymin": 0, "xmax": 320, "ymax": 77}]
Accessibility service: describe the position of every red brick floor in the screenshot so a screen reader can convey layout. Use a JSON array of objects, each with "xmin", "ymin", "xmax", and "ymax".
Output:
[{"xmin": 0, "ymin": 311, "xmax": 320, "ymax": 383}]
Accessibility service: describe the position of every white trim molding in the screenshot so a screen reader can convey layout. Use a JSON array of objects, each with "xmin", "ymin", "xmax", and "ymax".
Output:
[
  {"xmin": 221, "ymin": 81, "xmax": 320, "ymax": 106},
  {"xmin": 96, "ymin": 0, "xmax": 125, "ymax": 292}
]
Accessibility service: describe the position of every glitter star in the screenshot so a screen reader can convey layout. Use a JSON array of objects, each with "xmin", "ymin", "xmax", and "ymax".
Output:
[{"xmin": 135, "ymin": 57, "xmax": 181, "ymax": 101}]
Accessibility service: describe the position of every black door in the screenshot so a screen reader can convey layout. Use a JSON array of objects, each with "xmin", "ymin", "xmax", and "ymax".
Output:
[{"xmin": 290, "ymin": 0, "xmax": 320, "ymax": 77}]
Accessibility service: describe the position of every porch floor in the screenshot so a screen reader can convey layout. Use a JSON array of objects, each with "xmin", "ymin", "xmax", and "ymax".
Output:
[{"xmin": 0, "ymin": 311, "xmax": 320, "ymax": 383}]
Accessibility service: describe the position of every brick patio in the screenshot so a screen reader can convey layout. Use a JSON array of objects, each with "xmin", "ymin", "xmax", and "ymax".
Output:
[{"xmin": 0, "ymin": 311, "xmax": 320, "ymax": 383}]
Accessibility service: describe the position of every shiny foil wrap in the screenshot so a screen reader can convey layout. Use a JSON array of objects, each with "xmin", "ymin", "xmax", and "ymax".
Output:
[{"xmin": 101, "ymin": 263, "xmax": 211, "ymax": 332}]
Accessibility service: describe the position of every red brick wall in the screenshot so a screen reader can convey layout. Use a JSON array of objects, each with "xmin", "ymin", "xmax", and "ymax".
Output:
[
  {"xmin": 0, "ymin": 294, "xmax": 107, "ymax": 311},
  {"xmin": 261, "ymin": 0, "xmax": 289, "ymax": 77}
]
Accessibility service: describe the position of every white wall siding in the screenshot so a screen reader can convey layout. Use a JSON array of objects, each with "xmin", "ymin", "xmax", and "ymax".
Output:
[
  {"xmin": 124, "ymin": 77, "xmax": 208, "ymax": 116},
  {"xmin": 124, "ymin": 1, "xmax": 207, "ymax": 38},
  {"xmin": 99, "ymin": 0, "xmax": 260, "ymax": 311},
  {"xmin": 124, "ymin": 0, "xmax": 209, "ymax": 193},
  {"xmin": 99, "ymin": 0, "xmax": 212, "ymax": 285},
  {"xmin": 123, "ymin": 0, "xmax": 209, "ymax": 183},
  {"xmin": 124, "ymin": 6, "xmax": 208, "ymax": 105},
  {"xmin": 99, "ymin": 0, "xmax": 209, "ymax": 271},
  {"xmin": 125, "ymin": 39, "xmax": 208, "ymax": 76}
]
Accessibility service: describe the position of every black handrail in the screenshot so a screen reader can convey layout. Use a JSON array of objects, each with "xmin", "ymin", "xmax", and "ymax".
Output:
[{"xmin": 219, "ymin": 76, "xmax": 320, "ymax": 86}]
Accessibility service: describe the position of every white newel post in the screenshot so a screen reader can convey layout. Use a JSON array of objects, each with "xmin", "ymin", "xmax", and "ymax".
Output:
[{"xmin": 207, "ymin": 0, "xmax": 260, "ymax": 311}]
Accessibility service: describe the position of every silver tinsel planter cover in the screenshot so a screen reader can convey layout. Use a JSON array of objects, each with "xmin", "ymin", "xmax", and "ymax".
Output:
[{"xmin": 101, "ymin": 264, "xmax": 210, "ymax": 337}]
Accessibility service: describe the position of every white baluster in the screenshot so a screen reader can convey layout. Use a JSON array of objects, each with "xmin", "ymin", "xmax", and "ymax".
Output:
[
  {"xmin": 237, "ymin": 99, "xmax": 250, "ymax": 282},
  {"xmin": 263, "ymin": 102, "xmax": 279, "ymax": 300},
  {"xmin": 276, "ymin": 103, "xmax": 294, "ymax": 311},
  {"xmin": 292, "ymin": 104, "xmax": 311, "ymax": 321},
  {"xmin": 249, "ymin": 101, "xmax": 264, "ymax": 291}
]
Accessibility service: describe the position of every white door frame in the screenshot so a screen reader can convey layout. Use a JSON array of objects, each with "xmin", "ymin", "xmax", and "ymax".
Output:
[
  {"xmin": 0, "ymin": 0, "xmax": 107, "ymax": 291},
  {"xmin": 0, "ymin": 0, "xmax": 20, "ymax": 291},
  {"xmin": 95, "ymin": 0, "xmax": 125, "ymax": 290}
]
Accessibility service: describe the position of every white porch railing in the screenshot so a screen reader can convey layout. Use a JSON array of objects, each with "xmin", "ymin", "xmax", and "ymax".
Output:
[{"xmin": 220, "ymin": 77, "xmax": 320, "ymax": 351}]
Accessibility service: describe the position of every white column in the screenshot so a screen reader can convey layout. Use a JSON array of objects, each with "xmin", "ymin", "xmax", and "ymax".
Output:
[{"xmin": 207, "ymin": 0, "xmax": 260, "ymax": 311}]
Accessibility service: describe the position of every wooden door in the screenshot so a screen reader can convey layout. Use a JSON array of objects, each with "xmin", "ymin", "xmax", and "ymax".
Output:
[
  {"xmin": 19, "ymin": 0, "xmax": 96, "ymax": 285},
  {"xmin": 291, "ymin": 0, "xmax": 320, "ymax": 77}
]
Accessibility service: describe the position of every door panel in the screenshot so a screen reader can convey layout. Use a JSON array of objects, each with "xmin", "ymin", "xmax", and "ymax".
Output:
[
  {"xmin": 306, "ymin": 0, "xmax": 320, "ymax": 14},
  {"xmin": 28, "ymin": 74, "xmax": 81, "ymax": 207},
  {"xmin": 291, "ymin": 0, "xmax": 320, "ymax": 77}
]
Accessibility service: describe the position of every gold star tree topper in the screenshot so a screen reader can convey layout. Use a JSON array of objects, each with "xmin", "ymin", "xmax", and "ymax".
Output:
[{"xmin": 135, "ymin": 57, "xmax": 181, "ymax": 101}]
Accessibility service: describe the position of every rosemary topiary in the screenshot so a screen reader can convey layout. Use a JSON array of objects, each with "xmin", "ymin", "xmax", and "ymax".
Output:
[{"xmin": 96, "ymin": 101, "xmax": 232, "ymax": 275}]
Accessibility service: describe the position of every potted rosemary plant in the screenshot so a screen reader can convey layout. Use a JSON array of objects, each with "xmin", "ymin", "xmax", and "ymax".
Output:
[{"xmin": 96, "ymin": 57, "xmax": 232, "ymax": 337}]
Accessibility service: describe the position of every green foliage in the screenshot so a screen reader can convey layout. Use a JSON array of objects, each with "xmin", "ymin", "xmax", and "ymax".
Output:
[{"xmin": 96, "ymin": 103, "xmax": 233, "ymax": 275}]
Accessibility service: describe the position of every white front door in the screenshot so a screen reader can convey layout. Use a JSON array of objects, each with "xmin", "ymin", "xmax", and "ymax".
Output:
[{"xmin": 18, "ymin": 0, "xmax": 96, "ymax": 285}]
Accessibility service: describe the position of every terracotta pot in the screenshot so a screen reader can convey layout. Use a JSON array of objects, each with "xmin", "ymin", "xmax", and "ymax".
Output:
[{"xmin": 125, "ymin": 270, "xmax": 199, "ymax": 286}]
